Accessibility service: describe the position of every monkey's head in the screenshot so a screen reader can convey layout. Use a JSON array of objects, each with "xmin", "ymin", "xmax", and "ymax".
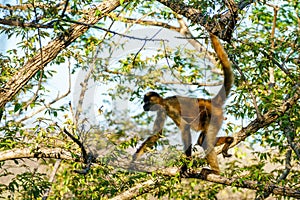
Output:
[{"xmin": 143, "ymin": 92, "xmax": 164, "ymax": 111}]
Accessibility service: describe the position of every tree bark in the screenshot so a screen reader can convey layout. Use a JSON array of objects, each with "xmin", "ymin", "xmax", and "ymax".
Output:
[{"xmin": 156, "ymin": 0, "xmax": 244, "ymax": 40}]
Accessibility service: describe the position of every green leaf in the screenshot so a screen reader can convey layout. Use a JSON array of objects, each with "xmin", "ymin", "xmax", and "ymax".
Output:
[{"xmin": 14, "ymin": 103, "xmax": 22, "ymax": 112}]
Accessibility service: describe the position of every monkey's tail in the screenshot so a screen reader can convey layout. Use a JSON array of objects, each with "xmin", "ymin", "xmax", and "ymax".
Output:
[{"xmin": 209, "ymin": 33, "xmax": 234, "ymax": 103}]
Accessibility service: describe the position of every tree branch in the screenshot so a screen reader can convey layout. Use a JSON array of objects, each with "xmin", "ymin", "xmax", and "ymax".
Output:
[
  {"xmin": 109, "ymin": 160, "xmax": 300, "ymax": 199},
  {"xmin": 236, "ymin": 85, "xmax": 299, "ymax": 142},
  {"xmin": 0, "ymin": 18, "xmax": 54, "ymax": 28},
  {"xmin": 0, "ymin": 147, "xmax": 77, "ymax": 161},
  {"xmin": 216, "ymin": 84, "xmax": 300, "ymax": 153},
  {"xmin": 118, "ymin": 15, "xmax": 218, "ymax": 64},
  {"xmin": 63, "ymin": 128, "xmax": 88, "ymax": 163},
  {"xmin": 156, "ymin": 0, "xmax": 242, "ymax": 40},
  {"xmin": 0, "ymin": 0, "xmax": 127, "ymax": 109},
  {"xmin": 15, "ymin": 60, "xmax": 71, "ymax": 123},
  {"xmin": 1, "ymin": 145, "xmax": 299, "ymax": 198},
  {"xmin": 110, "ymin": 179, "xmax": 161, "ymax": 200},
  {"xmin": 0, "ymin": 2, "xmax": 64, "ymax": 11},
  {"xmin": 42, "ymin": 159, "xmax": 61, "ymax": 200}
]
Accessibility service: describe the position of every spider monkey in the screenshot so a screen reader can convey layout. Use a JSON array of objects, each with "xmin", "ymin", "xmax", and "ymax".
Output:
[{"xmin": 132, "ymin": 33, "xmax": 234, "ymax": 175}]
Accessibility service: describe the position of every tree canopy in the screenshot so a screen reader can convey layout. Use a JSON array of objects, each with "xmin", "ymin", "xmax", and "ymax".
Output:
[{"xmin": 0, "ymin": 0, "xmax": 299, "ymax": 199}]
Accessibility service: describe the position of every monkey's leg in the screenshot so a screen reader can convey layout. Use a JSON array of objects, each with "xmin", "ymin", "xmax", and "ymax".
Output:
[
  {"xmin": 196, "ymin": 130, "xmax": 221, "ymax": 177},
  {"xmin": 133, "ymin": 110, "xmax": 166, "ymax": 161},
  {"xmin": 197, "ymin": 131, "xmax": 206, "ymax": 146},
  {"xmin": 177, "ymin": 124, "xmax": 192, "ymax": 176},
  {"xmin": 180, "ymin": 124, "xmax": 192, "ymax": 157},
  {"xmin": 201, "ymin": 123, "xmax": 221, "ymax": 175},
  {"xmin": 201, "ymin": 149, "xmax": 220, "ymax": 176},
  {"xmin": 132, "ymin": 130, "xmax": 162, "ymax": 161}
]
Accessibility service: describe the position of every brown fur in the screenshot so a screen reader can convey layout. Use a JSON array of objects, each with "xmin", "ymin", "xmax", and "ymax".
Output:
[{"xmin": 133, "ymin": 34, "xmax": 234, "ymax": 175}]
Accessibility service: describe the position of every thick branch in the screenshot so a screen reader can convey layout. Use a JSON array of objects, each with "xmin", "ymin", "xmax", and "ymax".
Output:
[
  {"xmin": 109, "ymin": 160, "xmax": 300, "ymax": 199},
  {"xmin": 234, "ymin": 86, "xmax": 299, "ymax": 146},
  {"xmin": 156, "ymin": 0, "xmax": 243, "ymax": 40},
  {"xmin": 0, "ymin": 0, "xmax": 126, "ymax": 109},
  {"xmin": 0, "ymin": 147, "xmax": 78, "ymax": 161},
  {"xmin": 215, "ymin": 85, "xmax": 300, "ymax": 154},
  {"xmin": 1, "ymin": 145, "xmax": 299, "ymax": 198}
]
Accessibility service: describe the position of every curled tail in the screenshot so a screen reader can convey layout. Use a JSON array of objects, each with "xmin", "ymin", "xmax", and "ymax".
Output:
[{"xmin": 209, "ymin": 33, "xmax": 233, "ymax": 102}]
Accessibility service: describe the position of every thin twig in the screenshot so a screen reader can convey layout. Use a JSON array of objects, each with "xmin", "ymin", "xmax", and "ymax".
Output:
[
  {"xmin": 60, "ymin": 0, "xmax": 69, "ymax": 18},
  {"xmin": 62, "ymin": 18, "xmax": 168, "ymax": 43},
  {"xmin": 15, "ymin": 61, "xmax": 71, "ymax": 123},
  {"xmin": 42, "ymin": 159, "xmax": 61, "ymax": 200},
  {"xmin": 74, "ymin": 2, "xmax": 129, "ymax": 127},
  {"xmin": 63, "ymin": 127, "xmax": 88, "ymax": 163},
  {"xmin": 132, "ymin": 28, "xmax": 164, "ymax": 66},
  {"xmin": 232, "ymin": 59, "xmax": 263, "ymax": 120},
  {"xmin": 268, "ymin": 4, "xmax": 279, "ymax": 89},
  {"xmin": 21, "ymin": 3, "xmax": 45, "ymax": 111}
]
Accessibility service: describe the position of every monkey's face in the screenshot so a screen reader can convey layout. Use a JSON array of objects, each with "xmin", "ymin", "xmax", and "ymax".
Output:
[{"xmin": 143, "ymin": 92, "xmax": 163, "ymax": 111}]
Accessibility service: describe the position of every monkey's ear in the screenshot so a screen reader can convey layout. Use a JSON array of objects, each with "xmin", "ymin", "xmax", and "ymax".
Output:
[{"xmin": 144, "ymin": 91, "xmax": 161, "ymax": 100}]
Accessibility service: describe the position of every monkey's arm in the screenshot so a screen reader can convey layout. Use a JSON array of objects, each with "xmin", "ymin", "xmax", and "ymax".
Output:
[
  {"xmin": 132, "ymin": 110, "xmax": 166, "ymax": 161},
  {"xmin": 180, "ymin": 124, "xmax": 192, "ymax": 157},
  {"xmin": 132, "ymin": 130, "xmax": 162, "ymax": 160}
]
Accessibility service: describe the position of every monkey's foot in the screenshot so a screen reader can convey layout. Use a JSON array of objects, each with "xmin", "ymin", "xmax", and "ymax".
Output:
[
  {"xmin": 179, "ymin": 163, "xmax": 191, "ymax": 178},
  {"xmin": 200, "ymin": 168, "xmax": 220, "ymax": 178}
]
